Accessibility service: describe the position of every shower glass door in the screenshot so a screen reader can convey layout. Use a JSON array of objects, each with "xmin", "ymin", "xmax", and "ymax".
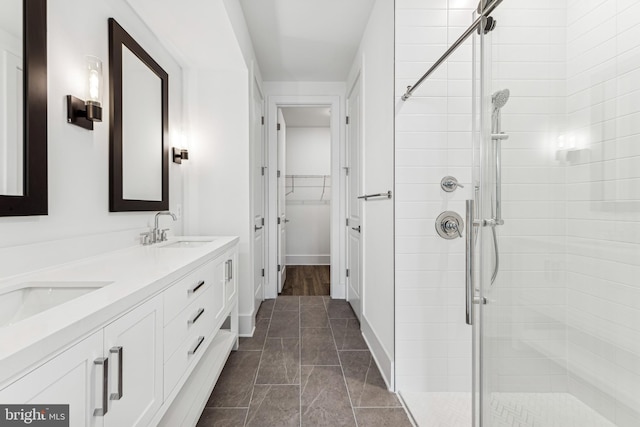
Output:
[{"xmin": 478, "ymin": 1, "xmax": 640, "ymax": 426}]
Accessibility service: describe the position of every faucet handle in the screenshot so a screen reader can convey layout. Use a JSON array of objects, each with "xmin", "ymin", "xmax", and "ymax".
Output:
[
  {"xmin": 160, "ymin": 228, "xmax": 170, "ymax": 242},
  {"xmin": 139, "ymin": 232, "xmax": 153, "ymax": 246}
]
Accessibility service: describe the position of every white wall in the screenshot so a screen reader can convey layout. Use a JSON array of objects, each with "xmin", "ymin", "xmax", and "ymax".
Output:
[
  {"xmin": 285, "ymin": 126, "xmax": 331, "ymax": 264},
  {"xmin": 0, "ymin": 0, "xmax": 184, "ymax": 279},
  {"xmin": 347, "ymin": 0, "xmax": 395, "ymax": 388}
]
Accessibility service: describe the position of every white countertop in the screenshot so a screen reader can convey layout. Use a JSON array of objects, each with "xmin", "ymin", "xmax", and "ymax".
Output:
[{"xmin": 0, "ymin": 236, "xmax": 239, "ymax": 386}]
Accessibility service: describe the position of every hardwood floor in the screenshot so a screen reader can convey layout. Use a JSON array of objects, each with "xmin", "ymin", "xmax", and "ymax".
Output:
[{"xmin": 280, "ymin": 265, "xmax": 330, "ymax": 296}]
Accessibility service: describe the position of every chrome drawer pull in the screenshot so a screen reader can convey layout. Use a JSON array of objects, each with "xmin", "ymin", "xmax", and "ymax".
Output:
[
  {"xmin": 93, "ymin": 357, "xmax": 108, "ymax": 416},
  {"xmin": 188, "ymin": 308, "xmax": 205, "ymax": 325},
  {"xmin": 188, "ymin": 280, "xmax": 205, "ymax": 295},
  {"xmin": 188, "ymin": 336, "xmax": 205, "ymax": 355},
  {"xmin": 109, "ymin": 346, "xmax": 123, "ymax": 400}
]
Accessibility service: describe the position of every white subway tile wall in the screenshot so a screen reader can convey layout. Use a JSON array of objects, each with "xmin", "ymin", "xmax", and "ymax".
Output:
[{"xmin": 395, "ymin": 0, "xmax": 476, "ymax": 393}]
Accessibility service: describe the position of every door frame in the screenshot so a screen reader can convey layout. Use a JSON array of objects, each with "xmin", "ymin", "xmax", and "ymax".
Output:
[
  {"xmin": 266, "ymin": 95, "xmax": 343, "ymax": 299},
  {"xmin": 250, "ymin": 75, "xmax": 267, "ymax": 318}
]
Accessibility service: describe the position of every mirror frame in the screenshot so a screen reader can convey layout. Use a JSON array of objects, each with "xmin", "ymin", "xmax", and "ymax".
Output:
[
  {"xmin": 0, "ymin": 0, "xmax": 47, "ymax": 216},
  {"xmin": 108, "ymin": 18, "xmax": 169, "ymax": 212}
]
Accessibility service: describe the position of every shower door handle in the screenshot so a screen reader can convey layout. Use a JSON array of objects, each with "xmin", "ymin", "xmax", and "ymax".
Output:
[{"xmin": 465, "ymin": 199, "xmax": 475, "ymax": 326}]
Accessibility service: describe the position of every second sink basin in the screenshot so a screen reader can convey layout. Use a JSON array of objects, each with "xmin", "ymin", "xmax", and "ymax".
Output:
[
  {"xmin": 160, "ymin": 240, "xmax": 214, "ymax": 249},
  {"xmin": 0, "ymin": 281, "xmax": 111, "ymax": 327}
]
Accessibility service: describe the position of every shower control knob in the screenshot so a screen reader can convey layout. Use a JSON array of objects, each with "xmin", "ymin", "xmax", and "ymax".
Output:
[
  {"xmin": 436, "ymin": 211, "xmax": 464, "ymax": 240},
  {"xmin": 441, "ymin": 176, "xmax": 464, "ymax": 192}
]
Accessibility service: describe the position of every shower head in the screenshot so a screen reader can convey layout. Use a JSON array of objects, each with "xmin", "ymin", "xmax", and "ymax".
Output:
[{"xmin": 492, "ymin": 89, "xmax": 510, "ymax": 110}]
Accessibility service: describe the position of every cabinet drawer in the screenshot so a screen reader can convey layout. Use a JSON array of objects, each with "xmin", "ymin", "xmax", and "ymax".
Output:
[
  {"xmin": 164, "ymin": 260, "xmax": 215, "ymax": 325},
  {"xmin": 164, "ymin": 285, "xmax": 215, "ymax": 362},
  {"xmin": 163, "ymin": 314, "xmax": 214, "ymax": 399}
]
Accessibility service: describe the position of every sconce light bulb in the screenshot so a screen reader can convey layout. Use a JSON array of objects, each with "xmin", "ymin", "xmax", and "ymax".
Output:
[
  {"xmin": 85, "ymin": 55, "xmax": 103, "ymax": 105},
  {"xmin": 88, "ymin": 70, "xmax": 100, "ymax": 103}
]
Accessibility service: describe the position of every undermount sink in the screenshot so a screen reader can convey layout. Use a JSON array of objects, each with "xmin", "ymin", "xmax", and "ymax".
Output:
[
  {"xmin": 160, "ymin": 240, "xmax": 214, "ymax": 249},
  {"xmin": 0, "ymin": 281, "xmax": 111, "ymax": 327}
]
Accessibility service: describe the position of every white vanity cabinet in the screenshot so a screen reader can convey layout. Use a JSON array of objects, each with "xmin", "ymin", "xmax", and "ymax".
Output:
[
  {"xmin": 0, "ymin": 237, "xmax": 239, "ymax": 427},
  {"xmin": 102, "ymin": 294, "xmax": 163, "ymax": 427},
  {"xmin": 0, "ymin": 330, "xmax": 104, "ymax": 427},
  {"xmin": 0, "ymin": 294, "xmax": 163, "ymax": 427}
]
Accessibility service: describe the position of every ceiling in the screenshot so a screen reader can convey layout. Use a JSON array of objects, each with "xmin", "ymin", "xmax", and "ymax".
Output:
[
  {"xmin": 239, "ymin": 0, "xmax": 376, "ymax": 81},
  {"xmin": 281, "ymin": 107, "xmax": 330, "ymax": 127}
]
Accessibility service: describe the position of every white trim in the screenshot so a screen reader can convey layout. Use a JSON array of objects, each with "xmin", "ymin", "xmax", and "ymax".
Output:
[
  {"xmin": 361, "ymin": 314, "xmax": 394, "ymax": 391},
  {"xmin": 238, "ymin": 313, "xmax": 254, "ymax": 336},
  {"xmin": 266, "ymin": 95, "xmax": 344, "ymax": 300},
  {"xmin": 286, "ymin": 255, "xmax": 330, "ymax": 265}
]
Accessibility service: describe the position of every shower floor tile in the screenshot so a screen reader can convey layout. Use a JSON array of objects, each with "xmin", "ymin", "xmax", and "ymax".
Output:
[{"xmin": 401, "ymin": 392, "xmax": 619, "ymax": 427}]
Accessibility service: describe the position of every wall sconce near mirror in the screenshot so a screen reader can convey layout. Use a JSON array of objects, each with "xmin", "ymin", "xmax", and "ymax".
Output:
[
  {"xmin": 173, "ymin": 147, "xmax": 189, "ymax": 164},
  {"xmin": 67, "ymin": 56, "xmax": 103, "ymax": 130}
]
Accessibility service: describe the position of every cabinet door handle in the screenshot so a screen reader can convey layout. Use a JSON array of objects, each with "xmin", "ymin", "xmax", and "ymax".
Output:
[
  {"xmin": 93, "ymin": 357, "xmax": 109, "ymax": 416},
  {"xmin": 188, "ymin": 336, "xmax": 205, "ymax": 355},
  {"xmin": 188, "ymin": 280, "xmax": 205, "ymax": 294},
  {"xmin": 109, "ymin": 346, "xmax": 123, "ymax": 400},
  {"xmin": 188, "ymin": 308, "xmax": 205, "ymax": 325},
  {"xmin": 228, "ymin": 259, "xmax": 233, "ymax": 280}
]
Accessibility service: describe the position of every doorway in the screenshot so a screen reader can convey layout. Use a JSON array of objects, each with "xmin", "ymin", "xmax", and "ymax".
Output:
[
  {"xmin": 277, "ymin": 107, "xmax": 332, "ymax": 296},
  {"xmin": 266, "ymin": 96, "xmax": 342, "ymax": 300}
]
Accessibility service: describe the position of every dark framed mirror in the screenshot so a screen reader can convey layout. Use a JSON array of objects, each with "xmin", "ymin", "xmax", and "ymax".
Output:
[
  {"xmin": 109, "ymin": 18, "xmax": 168, "ymax": 212},
  {"xmin": 0, "ymin": 0, "xmax": 47, "ymax": 216}
]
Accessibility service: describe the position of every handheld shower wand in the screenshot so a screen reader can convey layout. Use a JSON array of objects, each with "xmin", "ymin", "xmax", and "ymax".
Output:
[{"xmin": 489, "ymin": 89, "xmax": 510, "ymax": 284}]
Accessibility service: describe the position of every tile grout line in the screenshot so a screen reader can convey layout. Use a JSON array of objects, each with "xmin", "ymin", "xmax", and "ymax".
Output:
[
  {"xmin": 328, "ymin": 302, "xmax": 360, "ymax": 427},
  {"xmin": 299, "ymin": 297, "xmax": 303, "ymax": 427},
  {"xmin": 243, "ymin": 301, "xmax": 274, "ymax": 426}
]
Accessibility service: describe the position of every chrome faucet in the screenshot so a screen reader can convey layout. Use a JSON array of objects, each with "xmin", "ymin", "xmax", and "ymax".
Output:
[{"xmin": 153, "ymin": 211, "xmax": 177, "ymax": 243}]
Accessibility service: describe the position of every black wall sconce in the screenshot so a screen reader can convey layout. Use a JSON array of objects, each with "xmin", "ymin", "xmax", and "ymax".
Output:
[
  {"xmin": 67, "ymin": 56, "xmax": 103, "ymax": 130},
  {"xmin": 173, "ymin": 147, "xmax": 189, "ymax": 164}
]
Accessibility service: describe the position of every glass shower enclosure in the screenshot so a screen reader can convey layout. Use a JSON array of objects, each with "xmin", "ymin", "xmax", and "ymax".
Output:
[{"xmin": 397, "ymin": 0, "xmax": 640, "ymax": 426}]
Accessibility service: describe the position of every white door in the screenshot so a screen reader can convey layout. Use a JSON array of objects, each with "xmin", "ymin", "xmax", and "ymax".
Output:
[
  {"xmin": 252, "ymin": 81, "xmax": 266, "ymax": 311},
  {"xmin": 346, "ymin": 79, "xmax": 362, "ymax": 320},
  {"xmin": 277, "ymin": 109, "xmax": 287, "ymax": 292},
  {"xmin": 0, "ymin": 330, "xmax": 104, "ymax": 427},
  {"xmin": 103, "ymin": 295, "xmax": 163, "ymax": 427}
]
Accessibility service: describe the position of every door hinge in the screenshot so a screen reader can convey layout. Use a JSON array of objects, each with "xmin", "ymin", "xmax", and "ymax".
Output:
[
  {"xmin": 261, "ymin": 217, "xmax": 265, "ymax": 226},
  {"xmin": 261, "ymin": 166, "xmax": 266, "ymax": 176},
  {"xmin": 346, "ymin": 116, "xmax": 350, "ymax": 125},
  {"xmin": 277, "ymin": 123, "xmax": 281, "ymax": 131},
  {"xmin": 346, "ymin": 269, "xmax": 350, "ymax": 277},
  {"xmin": 344, "ymin": 167, "xmax": 349, "ymax": 176},
  {"xmin": 261, "ymin": 116, "xmax": 265, "ymax": 125},
  {"xmin": 277, "ymin": 170, "xmax": 281, "ymax": 178},
  {"xmin": 346, "ymin": 218, "xmax": 349, "ymax": 227},
  {"xmin": 261, "ymin": 268, "xmax": 265, "ymax": 277},
  {"xmin": 278, "ymin": 264, "xmax": 281, "ymax": 272},
  {"xmin": 277, "ymin": 217, "xmax": 281, "ymax": 225}
]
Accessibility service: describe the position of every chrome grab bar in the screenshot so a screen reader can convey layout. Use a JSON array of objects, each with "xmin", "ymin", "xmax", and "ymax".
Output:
[
  {"xmin": 465, "ymin": 199, "xmax": 475, "ymax": 325},
  {"xmin": 357, "ymin": 191, "xmax": 392, "ymax": 201}
]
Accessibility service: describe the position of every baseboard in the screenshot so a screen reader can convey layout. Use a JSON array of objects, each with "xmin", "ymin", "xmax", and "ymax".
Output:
[
  {"xmin": 285, "ymin": 255, "xmax": 330, "ymax": 265},
  {"xmin": 361, "ymin": 315, "xmax": 394, "ymax": 390},
  {"xmin": 238, "ymin": 313, "xmax": 254, "ymax": 336}
]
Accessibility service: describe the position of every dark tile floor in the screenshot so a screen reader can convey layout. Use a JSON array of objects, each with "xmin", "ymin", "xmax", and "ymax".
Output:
[{"xmin": 197, "ymin": 296, "xmax": 414, "ymax": 427}]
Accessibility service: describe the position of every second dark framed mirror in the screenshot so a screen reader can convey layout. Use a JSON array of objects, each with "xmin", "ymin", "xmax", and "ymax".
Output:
[{"xmin": 109, "ymin": 18, "xmax": 168, "ymax": 212}]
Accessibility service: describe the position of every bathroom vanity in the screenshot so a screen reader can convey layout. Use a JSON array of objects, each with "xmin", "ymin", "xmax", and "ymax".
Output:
[{"xmin": 0, "ymin": 236, "xmax": 239, "ymax": 427}]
